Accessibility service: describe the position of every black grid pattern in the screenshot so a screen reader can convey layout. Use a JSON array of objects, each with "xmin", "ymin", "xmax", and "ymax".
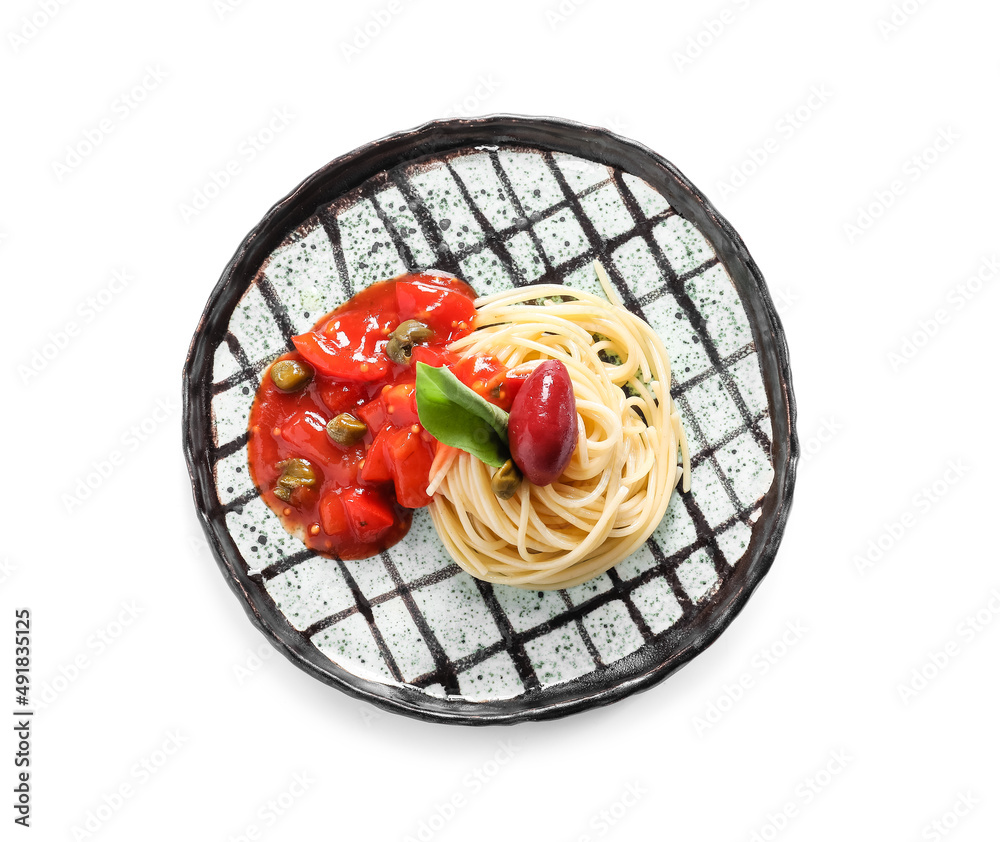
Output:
[{"xmin": 208, "ymin": 146, "xmax": 775, "ymax": 699}]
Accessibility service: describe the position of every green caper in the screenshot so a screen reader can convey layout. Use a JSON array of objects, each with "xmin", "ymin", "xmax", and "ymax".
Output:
[
  {"xmin": 270, "ymin": 359, "xmax": 314, "ymax": 392},
  {"xmin": 395, "ymin": 319, "xmax": 434, "ymax": 343},
  {"xmin": 385, "ymin": 336, "xmax": 408, "ymax": 365},
  {"xmin": 278, "ymin": 458, "xmax": 317, "ymax": 487},
  {"xmin": 491, "ymin": 459, "xmax": 523, "ymax": 500},
  {"xmin": 385, "ymin": 319, "xmax": 434, "ymax": 365},
  {"xmin": 273, "ymin": 457, "xmax": 317, "ymax": 502},
  {"xmin": 326, "ymin": 413, "xmax": 367, "ymax": 446}
]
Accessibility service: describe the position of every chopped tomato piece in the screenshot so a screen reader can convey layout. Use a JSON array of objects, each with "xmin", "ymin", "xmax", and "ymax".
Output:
[
  {"xmin": 315, "ymin": 286, "xmax": 399, "ymax": 336},
  {"xmin": 319, "ymin": 489, "xmax": 349, "ymax": 535},
  {"xmin": 388, "ymin": 427, "xmax": 435, "ymax": 508},
  {"xmin": 387, "ymin": 425, "xmax": 419, "ymax": 463},
  {"xmin": 409, "ymin": 271, "xmax": 476, "ymax": 298},
  {"xmin": 292, "ymin": 318, "xmax": 389, "ymax": 381},
  {"xmin": 383, "ymin": 382, "xmax": 419, "ymax": 427},
  {"xmin": 343, "ymin": 487, "xmax": 396, "ymax": 542},
  {"xmin": 317, "ymin": 380, "xmax": 372, "ymax": 415},
  {"xmin": 451, "ymin": 353, "xmax": 505, "ymax": 388},
  {"xmin": 451, "ymin": 353, "xmax": 507, "ymax": 400},
  {"xmin": 319, "ymin": 307, "xmax": 397, "ymax": 347},
  {"xmin": 279, "ymin": 410, "xmax": 333, "ymax": 464},
  {"xmin": 410, "ymin": 345, "xmax": 453, "ymax": 369},
  {"xmin": 502, "ymin": 367, "xmax": 532, "ymax": 393},
  {"xmin": 325, "ymin": 442, "xmax": 366, "ymax": 487},
  {"xmin": 360, "ymin": 428, "xmax": 393, "ymax": 483},
  {"xmin": 357, "ymin": 395, "xmax": 387, "ymax": 431},
  {"xmin": 483, "ymin": 366, "xmax": 530, "ymax": 410},
  {"xmin": 396, "ymin": 279, "xmax": 476, "ymax": 339}
]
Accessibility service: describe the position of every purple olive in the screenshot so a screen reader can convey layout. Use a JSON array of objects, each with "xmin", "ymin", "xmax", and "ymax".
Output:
[{"xmin": 508, "ymin": 360, "xmax": 577, "ymax": 486}]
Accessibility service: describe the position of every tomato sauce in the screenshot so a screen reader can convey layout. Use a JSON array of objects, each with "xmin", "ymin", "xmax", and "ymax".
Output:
[{"xmin": 247, "ymin": 271, "xmax": 511, "ymax": 560}]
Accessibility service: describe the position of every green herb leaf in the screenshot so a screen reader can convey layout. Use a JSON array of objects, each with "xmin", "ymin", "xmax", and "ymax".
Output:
[{"xmin": 415, "ymin": 362, "xmax": 510, "ymax": 468}]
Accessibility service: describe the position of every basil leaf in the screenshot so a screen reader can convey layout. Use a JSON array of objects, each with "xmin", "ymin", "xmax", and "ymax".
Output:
[{"xmin": 415, "ymin": 362, "xmax": 510, "ymax": 468}]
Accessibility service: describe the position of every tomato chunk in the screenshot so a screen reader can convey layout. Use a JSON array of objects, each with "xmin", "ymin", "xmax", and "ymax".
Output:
[
  {"xmin": 343, "ymin": 487, "xmax": 396, "ymax": 542},
  {"xmin": 483, "ymin": 366, "xmax": 530, "ymax": 410},
  {"xmin": 387, "ymin": 427, "xmax": 435, "ymax": 508},
  {"xmin": 387, "ymin": 425, "xmax": 419, "ymax": 462},
  {"xmin": 383, "ymin": 382, "xmax": 419, "ymax": 427},
  {"xmin": 397, "ymin": 279, "xmax": 476, "ymax": 339},
  {"xmin": 409, "ymin": 271, "xmax": 476, "ymax": 297},
  {"xmin": 360, "ymin": 428, "xmax": 393, "ymax": 483},
  {"xmin": 410, "ymin": 345, "xmax": 453, "ymax": 369},
  {"xmin": 279, "ymin": 410, "xmax": 333, "ymax": 465},
  {"xmin": 317, "ymin": 380, "xmax": 372, "ymax": 415},
  {"xmin": 292, "ymin": 313, "xmax": 389, "ymax": 381},
  {"xmin": 451, "ymin": 353, "xmax": 506, "ymax": 397},
  {"xmin": 357, "ymin": 394, "xmax": 388, "ymax": 431},
  {"xmin": 319, "ymin": 489, "xmax": 350, "ymax": 535},
  {"xmin": 326, "ymin": 442, "xmax": 367, "ymax": 487}
]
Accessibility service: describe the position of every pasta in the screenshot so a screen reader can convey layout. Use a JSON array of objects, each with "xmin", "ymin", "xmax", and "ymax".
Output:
[{"xmin": 427, "ymin": 263, "xmax": 691, "ymax": 589}]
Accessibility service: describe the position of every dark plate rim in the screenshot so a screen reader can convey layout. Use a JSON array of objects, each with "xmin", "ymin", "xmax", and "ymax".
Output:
[{"xmin": 182, "ymin": 114, "xmax": 798, "ymax": 725}]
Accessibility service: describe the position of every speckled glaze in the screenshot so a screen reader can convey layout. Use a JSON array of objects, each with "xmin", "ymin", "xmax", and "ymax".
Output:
[{"xmin": 183, "ymin": 116, "xmax": 797, "ymax": 724}]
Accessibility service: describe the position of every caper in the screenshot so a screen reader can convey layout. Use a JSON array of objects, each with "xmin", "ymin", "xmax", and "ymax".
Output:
[
  {"xmin": 395, "ymin": 319, "xmax": 434, "ymax": 344},
  {"xmin": 278, "ymin": 458, "xmax": 317, "ymax": 487},
  {"xmin": 326, "ymin": 413, "xmax": 367, "ymax": 446},
  {"xmin": 385, "ymin": 336, "xmax": 409, "ymax": 365},
  {"xmin": 385, "ymin": 319, "xmax": 433, "ymax": 365},
  {"xmin": 491, "ymin": 459, "xmax": 523, "ymax": 500},
  {"xmin": 270, "ymin": 359, "xmax": 314, "ymax": 392},
  {"xmin": 273, "ymin": 457, "xmax": 317, "ymax": 502}
]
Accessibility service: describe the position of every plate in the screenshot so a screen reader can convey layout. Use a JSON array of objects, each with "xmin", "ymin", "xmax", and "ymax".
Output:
[{"xmin": 183, "ymin": 115, "xmax": 797, "ymax": 724}]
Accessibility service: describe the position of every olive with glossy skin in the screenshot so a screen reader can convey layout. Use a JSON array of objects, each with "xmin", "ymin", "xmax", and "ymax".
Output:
[
  {"xmin": 270, "ymin": 359, "xmax": 314, "ymax": 392},
  {"xmin": 507, "ymin": 360, "xmax": 577, "ymax": 486}
]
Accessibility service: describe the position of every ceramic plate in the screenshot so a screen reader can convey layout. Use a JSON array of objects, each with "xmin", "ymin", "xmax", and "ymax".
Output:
[{"xmin": 183, "ymin": 116, "xmax": 797, "ymax": 724}]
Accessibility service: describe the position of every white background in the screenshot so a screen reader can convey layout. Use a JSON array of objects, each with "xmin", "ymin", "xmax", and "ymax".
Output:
[{"xmin": 3, "ymin": 0, "xmax": 998, "ymax": 839}]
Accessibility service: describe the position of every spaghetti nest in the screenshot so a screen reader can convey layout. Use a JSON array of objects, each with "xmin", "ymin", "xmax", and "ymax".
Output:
[{"xmin": 427, "ymin": 268, "xmax": 690, "ymax": 589}]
